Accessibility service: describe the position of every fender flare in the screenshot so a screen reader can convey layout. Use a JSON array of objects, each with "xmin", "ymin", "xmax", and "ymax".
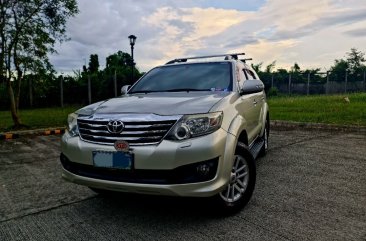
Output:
[{"xmin": 227, "ymin": 115, "xmax": 247, "ymax": 139}]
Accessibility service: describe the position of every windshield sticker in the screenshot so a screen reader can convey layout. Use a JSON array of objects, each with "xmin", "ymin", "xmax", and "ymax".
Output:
[{"xmin": 211, "ymin": 88, "xmax": 227, "ymax": 91}]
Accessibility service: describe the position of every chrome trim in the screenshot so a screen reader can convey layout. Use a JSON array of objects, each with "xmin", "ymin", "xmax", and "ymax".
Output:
[{"xmin": 77, "ymin": 114, "xmax": 182, "ymax": 146}]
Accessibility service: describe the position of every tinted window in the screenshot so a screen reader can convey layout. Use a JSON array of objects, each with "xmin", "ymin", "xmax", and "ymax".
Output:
[
  {"xmin": 130, "ymin": 62, "xmax": 232, "ymax": 93},
  {"xmin": 244, "ymin": 69, "xmax": 256, "ymax": 79}
]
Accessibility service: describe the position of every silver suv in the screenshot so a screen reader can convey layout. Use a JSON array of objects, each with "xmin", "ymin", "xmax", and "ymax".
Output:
[{"xmin": 61, "ymin": 53, "xmax": 269, "ymax": 213}]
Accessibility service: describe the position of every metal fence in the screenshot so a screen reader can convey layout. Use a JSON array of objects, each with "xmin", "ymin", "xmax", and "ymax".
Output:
[
  {"xmin": 0, "ymin": 73, "xmax": 131, "ymax": 110},
  {"xmin": 1, "ymin": 70, "xmax": 365, "ymax": 110},
  {"xmin": 261, "ymin": 71, "xmax": 366, "ymax": 95}
]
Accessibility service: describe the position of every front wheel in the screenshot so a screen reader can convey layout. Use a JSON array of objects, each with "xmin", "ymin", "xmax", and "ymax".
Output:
[{"xmin": 214, "ymin": 142, "xmax": 256, "ymax": 214}]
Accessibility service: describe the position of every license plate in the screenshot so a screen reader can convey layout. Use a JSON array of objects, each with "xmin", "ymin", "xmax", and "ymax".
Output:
[{"xmin": 92, "ymin": 151, "xmax": 133, "ymax": 170}]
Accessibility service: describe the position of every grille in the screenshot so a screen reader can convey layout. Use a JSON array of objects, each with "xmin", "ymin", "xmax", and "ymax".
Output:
[{"xmin": 77, "ymin": 117, "xmax": 177, "ymax": 146}]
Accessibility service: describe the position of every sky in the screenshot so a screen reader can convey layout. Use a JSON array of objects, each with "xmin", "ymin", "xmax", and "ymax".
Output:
[{"xmin": 50, "ymin": 0, "xmax": 366, "ymax": 74}]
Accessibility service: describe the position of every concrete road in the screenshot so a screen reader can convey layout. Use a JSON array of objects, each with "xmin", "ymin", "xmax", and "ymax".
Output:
[{"xmin": 0, "ymin": 130, "xmax": 365, "ymax": 241}]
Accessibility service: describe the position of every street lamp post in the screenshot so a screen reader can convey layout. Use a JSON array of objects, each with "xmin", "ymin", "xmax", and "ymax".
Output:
[{"xmin": 128, "ymin": 35, "xmax": 137, "ymax": 83}]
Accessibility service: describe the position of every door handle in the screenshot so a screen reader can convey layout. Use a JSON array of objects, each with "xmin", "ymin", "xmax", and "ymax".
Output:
[{"xmin": 253, "ymin": 100, "xmax": 257, "ymax": 105}]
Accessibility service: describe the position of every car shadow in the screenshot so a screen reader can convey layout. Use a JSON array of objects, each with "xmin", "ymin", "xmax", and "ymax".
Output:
[{"xmin": 92, "ymin": 192, "xmax": 223, "ymax": 219}]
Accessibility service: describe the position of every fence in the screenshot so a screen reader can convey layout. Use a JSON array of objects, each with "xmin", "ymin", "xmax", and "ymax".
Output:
[
  {"xmin": 261, "ymin": 71, "xmax": 366, "ymax": 95},
  {"xmin": 0, "ymin": 70, "xmax": 365, "ymax": 110},
  {"xmin": 0, "ymin": 73, "xmax": 133, "ymax": 110}
]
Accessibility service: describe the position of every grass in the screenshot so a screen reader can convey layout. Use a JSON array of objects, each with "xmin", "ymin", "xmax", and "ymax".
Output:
[
  {"xmin": 268, "ymin": 93, "xmax": 366, "ymax": 126},
  {"xmin": 0, "ymin": 106, "xmax": 81, "ymax": 132},
  {"xmin": 1, "ymin": 93, "xmax": 365, "ymax": 132}
]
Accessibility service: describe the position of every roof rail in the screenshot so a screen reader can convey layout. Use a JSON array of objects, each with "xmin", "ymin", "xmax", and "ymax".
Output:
[
  {"xmin": 241, "ymin": 58, "xmax": 253, "ymax": 63},
  {"xmin": 165, "ymin": 53, "xmax": 245, "ymax": 65}
]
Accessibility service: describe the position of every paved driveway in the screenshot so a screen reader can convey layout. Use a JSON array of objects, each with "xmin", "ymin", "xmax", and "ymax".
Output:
[{"xmin": 0, "ymin": 130, "xmax": 365, "ymax": 240}]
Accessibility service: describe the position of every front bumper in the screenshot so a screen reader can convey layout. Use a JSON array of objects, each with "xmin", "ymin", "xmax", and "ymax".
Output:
[{"xmin": 60, "ymin": 128, "xmax": 237, "ymax": 197}]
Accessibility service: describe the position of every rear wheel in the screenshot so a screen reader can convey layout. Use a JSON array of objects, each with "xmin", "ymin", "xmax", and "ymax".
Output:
[{"xmin": 214, "ymin": 142, "xmax": 256, "ymax": 214}]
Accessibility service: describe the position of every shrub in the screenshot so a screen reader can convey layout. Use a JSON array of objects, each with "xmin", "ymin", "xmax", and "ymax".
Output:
[{"xmin": 268, "ymin": 87, "xmax": 279, "ymax": 97}]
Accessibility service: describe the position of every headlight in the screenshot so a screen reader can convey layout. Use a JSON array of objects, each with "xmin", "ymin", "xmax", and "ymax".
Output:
[
  {"xmin": 67, "ymin": 113, "xmax": 79, "ymax": 137},
  {"xmin": 166, "ymin": 112, "xmax": 223, "ymax": 141}
]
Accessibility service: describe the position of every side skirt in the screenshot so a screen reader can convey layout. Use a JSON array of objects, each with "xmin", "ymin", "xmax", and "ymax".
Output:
[{"xmin": 248, "ymin": 136, "xmax": 264, "ymax": 160}]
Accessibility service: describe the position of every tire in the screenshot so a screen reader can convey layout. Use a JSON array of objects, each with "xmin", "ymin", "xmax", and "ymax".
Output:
[
  {"xmin": 213, "ymin": 142, "xmax": 256, "ymax": 215},
  {"xmin": 259, "ymin": 116, "xmax": 269, "ymax": 157}
]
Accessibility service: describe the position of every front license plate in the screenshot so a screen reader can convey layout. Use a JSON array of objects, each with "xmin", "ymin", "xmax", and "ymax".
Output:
[{"xmin": 92, "ymin": 151, "xmax": 133, "ymax": 170}]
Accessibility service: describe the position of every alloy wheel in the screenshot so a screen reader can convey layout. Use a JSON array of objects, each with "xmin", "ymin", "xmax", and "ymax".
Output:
[{"xmin": 219, "ymin": 155, "xmax": 249, "ymax": 203}]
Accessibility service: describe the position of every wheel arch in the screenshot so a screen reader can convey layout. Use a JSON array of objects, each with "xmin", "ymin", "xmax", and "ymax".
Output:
[{"xmin": 237, "ymin": 130, "xmax": 248, "ymax": 146}]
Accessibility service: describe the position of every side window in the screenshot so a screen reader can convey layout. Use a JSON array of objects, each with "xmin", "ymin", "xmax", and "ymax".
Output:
[
  {"xmin": 242, "ymin": 69, "xmax": 248, "ymax": 80},
  {"xmin": 237, "ymin": 67, "xmax": 246, "ymax": 90},
  {"xmin": 244, "ymin": 69, "xmax": 256, "ymax": 79}
]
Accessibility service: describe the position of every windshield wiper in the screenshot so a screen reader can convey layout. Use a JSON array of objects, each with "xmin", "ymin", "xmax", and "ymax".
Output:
[
  {"xmin": 165, "ymin": 88, "xmax": 211, "ymax": 92},
  {"xmin": 129, "ymin": 90, "xmax": 159, "ymax": 94},
  {"xmin": 130, "ymin": 88, "xmax": 211, "ymax": 94}
]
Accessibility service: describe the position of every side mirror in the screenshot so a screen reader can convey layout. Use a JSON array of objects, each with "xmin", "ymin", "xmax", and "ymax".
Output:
[
  {"xmin": 240, "ymin": 79, "xmax": 264, "ymax": 95},
  {"xmin": 121, "ymin": 85, "xmax": 131, "ymax": 95}
]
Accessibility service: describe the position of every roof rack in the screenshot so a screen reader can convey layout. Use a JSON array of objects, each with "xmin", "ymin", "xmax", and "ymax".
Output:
[
  {"xmin": 165, "ymin": 53, "xmax": 245, "ymax": 65},
  {"xmin": 241, "ymin": 58, "xmax": 253, "ymax": 63}
]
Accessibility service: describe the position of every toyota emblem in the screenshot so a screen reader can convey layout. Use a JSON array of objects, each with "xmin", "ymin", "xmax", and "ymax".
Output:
[{"xmin": 107, "ymin": 120, "xmax": 124, "ymax": 134}]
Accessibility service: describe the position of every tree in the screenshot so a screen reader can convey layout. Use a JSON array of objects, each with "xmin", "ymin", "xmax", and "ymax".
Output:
[
  {"xmin": 265, "ymin": 61, "xmax": 276, "ymax": 73},
  {"xmin": 88, "ymin": 54, "xmax": 99, "ymax": 73},
  {"xmin": 330, "ymin": 59, "xmax": 349, "ymax": 81},
  {"xmin": 346, "ymin": 48, "xmax": 365, "ymax": 74},
  {"xmin": 251, "ymin": 62, "xmax": 263, "ymax": 74},
  {"xmin": 0, "ymin": 0, "xmax": 78, "ymax": 128},
  {"xmin": 291, "ymin": 62, "xmax": 301, "ymax": 73},
  {"xmin": 105, "ymin": 50, "xmax": 141, "ymax": 85}
]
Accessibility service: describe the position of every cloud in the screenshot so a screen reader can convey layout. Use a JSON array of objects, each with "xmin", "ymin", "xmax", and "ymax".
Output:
[
  {"xmin": 50, "ymin": 0, "xmax": 366, "ymax": 74},
  {"xmin": 345, "ymin": 28, "xmax": 366, "ymax": 37},
  {"xmin": 140, "ymin": 7, "xmax": 250, "ymax": 65}
]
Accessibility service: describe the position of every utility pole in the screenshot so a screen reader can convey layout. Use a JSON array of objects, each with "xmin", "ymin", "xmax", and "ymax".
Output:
[
  {"xmin": 29, "ymin": 78, "xmax": 33, "ymax": 107},
  {"xmin": 326, "ymin": 72, "xmax": 329, "ymax": 95},
  {"xmin": 288, "ymin": 74, "xmax": 292, "ymax": 95},
  {"xmin": 271, "ymin": 74, "xmax": 274, "ymax": 88},
  {"xmin": 60, "ymin": 74, "xmax": 64, "ymax": 108},
  {"xmin": 88, "ymin": 74, "xmax": 91, "ymax": 104},
  {"xmin": 307, "ymin": 72, "xmax": 310, "ymax": 95},
  {"xmin": 114, "ymin": 69, "xmax": 117, "ymax": 97},
  {"xmin": 345, "ymin": 71, "xmax": 348, "ymax": 94}
]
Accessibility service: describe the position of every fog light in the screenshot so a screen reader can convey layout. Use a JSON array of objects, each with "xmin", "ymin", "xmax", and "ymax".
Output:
[{"xmin": 196, "ymin": 164, "xmax": 210, "ymax": 176}]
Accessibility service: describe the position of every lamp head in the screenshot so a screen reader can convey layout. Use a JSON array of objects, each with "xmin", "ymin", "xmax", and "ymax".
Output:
[{"xmin": 128, "ymin": 35, "xmax": 137, "ymax": 46}]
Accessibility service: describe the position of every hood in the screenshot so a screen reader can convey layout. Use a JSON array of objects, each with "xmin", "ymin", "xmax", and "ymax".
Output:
[{"xmin": 81, "ymin": 92, "xmax": 230, "ymax": 116}]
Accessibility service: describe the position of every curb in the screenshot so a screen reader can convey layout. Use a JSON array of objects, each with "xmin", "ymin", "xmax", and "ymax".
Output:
[
  {"xmin": 0, "ymin": 127, "xmax": 66, "ymax": 140},
  {"xmin": 270, "ymin": 120, "xmax": 366, "ymax": 133}
]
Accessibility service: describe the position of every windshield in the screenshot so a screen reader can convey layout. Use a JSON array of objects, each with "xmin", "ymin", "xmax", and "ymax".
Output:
[{"xmin": 129, "ymin": 62, "xmax": 232, "ymax": 93}]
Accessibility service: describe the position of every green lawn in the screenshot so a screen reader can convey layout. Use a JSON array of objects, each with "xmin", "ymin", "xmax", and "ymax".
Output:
[
  {"xmin": 1, "ymin": 93, "xmax": 366, "ymax": 132},
  {"xmin": 268, "ymin": 93, "xmax": 366, "ymax": 126},
  {"xmin": 0, "ymin": 106, "xmax": 81, "ymax": 132}
]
